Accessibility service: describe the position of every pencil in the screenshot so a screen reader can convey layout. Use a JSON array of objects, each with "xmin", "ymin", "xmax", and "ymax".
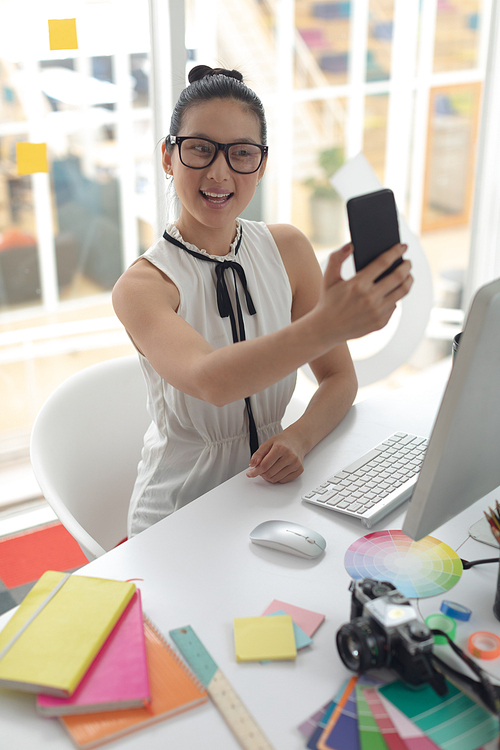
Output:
[
  {"xmin": 487, "ymin": 507, "xmax": 500, "ymax": 531},
  {"xmin": 484, "ymin": 511, "xmax": 500, "ymax": 543}
]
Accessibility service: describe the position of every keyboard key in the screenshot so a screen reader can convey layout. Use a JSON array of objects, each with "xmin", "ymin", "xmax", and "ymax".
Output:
[
  {"xmin": 343, "ymin": 449, "xmax": 381, "ymax": 473},
  {"xmin": 345, "ymin": 502, "xmax": 361, "ymax": 511}
]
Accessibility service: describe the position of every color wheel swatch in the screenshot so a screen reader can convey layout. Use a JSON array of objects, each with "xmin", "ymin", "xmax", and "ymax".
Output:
[{"xmin": 344, "ymin": 530, "xmax": 462, "ymax": 598}]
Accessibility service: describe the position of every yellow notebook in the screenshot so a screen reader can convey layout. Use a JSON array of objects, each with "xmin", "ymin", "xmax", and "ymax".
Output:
[
  {"xmin": 60, "ymin": 618, "xmax": 208, "ymax": 749},
  {"xmin": 0, "ymin": 571, "xmax": 135, "ymax": 697},
  {"xmin": 233, "ymin": 615, "xmax": 297, "ymax": 662}
]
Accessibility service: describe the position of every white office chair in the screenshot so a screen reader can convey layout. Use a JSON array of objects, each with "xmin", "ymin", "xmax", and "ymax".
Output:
[
  {"xmin": 30, "ymin": 355, "xmax": 309, "ymax": 561},
  {"xmin": 30, "ymin": 355, "xmax": 151, "ymax": 561}
]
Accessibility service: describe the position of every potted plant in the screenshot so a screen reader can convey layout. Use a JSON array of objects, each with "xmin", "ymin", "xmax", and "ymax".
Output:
[{"xmin": 304, "ymin": 146, "xmax": 344, "ymax": 246}]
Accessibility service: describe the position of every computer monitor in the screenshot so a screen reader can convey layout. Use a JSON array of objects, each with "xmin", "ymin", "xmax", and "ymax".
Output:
[{"xmin": 402, "ymin": 277, "xmax": 500, "ymax": 541}]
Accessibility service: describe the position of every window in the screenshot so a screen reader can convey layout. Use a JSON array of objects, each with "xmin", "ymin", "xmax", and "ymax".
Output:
[
  {"xmin": 0, "ymin": 0, "xmax": 156, "ymax": 478},
  {"xmin": 187, "ymin": 0, "xmax": 492, "ymax": 379}
]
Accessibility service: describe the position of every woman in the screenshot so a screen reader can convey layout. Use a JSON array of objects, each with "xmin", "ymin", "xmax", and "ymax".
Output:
[{"xmin": 112, "ymin": 65, "xmax": 412, "ymax": 537}]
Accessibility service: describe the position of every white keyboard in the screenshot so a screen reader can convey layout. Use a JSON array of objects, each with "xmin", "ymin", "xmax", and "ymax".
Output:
[{"xmin": 302, "ymin": 432, "xmax": 428, "ymax": 528}]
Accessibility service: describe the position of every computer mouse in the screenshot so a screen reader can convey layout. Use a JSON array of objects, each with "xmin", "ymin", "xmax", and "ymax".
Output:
[{"xmin": 249, "ymin": 520, "xmax": 326, "ymax": 559}]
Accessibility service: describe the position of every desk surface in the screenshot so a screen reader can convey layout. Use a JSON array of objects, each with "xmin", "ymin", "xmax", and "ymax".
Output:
[{"xmin": 2, "ymin": 362, "xmax": 499, "ymax": 750}]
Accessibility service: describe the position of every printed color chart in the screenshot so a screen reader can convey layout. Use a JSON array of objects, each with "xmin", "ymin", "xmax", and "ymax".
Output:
[{"xmin": 344, "ymin": 530, "xmax": 463, "ymax": 598}]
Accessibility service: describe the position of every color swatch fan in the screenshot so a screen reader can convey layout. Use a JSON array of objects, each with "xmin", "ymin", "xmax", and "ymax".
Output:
[{"xmin": 344, "ymin": 530, "xmax": 462, "ymax": 598}]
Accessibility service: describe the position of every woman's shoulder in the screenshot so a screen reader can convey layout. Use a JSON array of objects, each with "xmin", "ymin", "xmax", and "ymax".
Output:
[
  {"xmin": 239, "ymin": 219, "xmax": 313, "ymax": 256},
  {"xmin": 265, "ymin": 223, "xmax": 317, "ymax": 266},
  {"xmin": 266, "ymin": 222, "xmax": 310, "ymax": 246},
  {"xmin": 112, "ymin": 244, "xmax": 180, "ymax": 317},
  {"xmin": 264, "ymin": 223, "xmax": 321, "ymax": 297}
]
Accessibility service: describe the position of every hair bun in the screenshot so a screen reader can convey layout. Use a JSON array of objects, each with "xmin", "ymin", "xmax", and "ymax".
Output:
[{"xmin": 188, "ymin": 65, "xmax": 243, "ymax": 84}]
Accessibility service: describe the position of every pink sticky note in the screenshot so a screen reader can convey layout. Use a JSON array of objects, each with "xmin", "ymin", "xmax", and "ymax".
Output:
[{"xmin": 262, "ymin": 600, "xmax": 325, "ymax": 637}]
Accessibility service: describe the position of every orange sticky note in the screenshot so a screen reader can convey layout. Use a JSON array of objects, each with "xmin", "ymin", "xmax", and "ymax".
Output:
[
  {"xmin": 16, "ymin": 143, "xmax": 48, "ymax": 175},
  {"xmin": 48, "ymin": 18, "xmax": 78, "ymax": 50}
]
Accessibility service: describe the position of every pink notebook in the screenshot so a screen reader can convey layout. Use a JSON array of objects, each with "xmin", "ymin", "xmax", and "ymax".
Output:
[{"xmin": 37, "ymin": 590, "xmax": 150, "ymax": 716}]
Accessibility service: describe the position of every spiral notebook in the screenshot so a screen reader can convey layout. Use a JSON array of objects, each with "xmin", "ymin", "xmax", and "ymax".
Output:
[{"xmin": 60, "ymin": 618, "xmax": 208, "ymax": 749}]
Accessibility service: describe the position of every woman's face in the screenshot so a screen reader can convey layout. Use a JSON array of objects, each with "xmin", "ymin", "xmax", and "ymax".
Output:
[{"xmin": 162, "ymin": 98, "xmax": 267, "ymax": 235}]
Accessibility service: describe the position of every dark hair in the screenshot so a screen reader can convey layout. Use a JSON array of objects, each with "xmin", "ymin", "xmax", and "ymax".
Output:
[{"xmin": 168, "ymin": 65, "xmax": 267, "ymax": 146}]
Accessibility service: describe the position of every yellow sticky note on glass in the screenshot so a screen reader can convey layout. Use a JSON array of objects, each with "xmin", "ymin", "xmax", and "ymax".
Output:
[
  {"xmin": 16, "ymin": 143, "xmax": 48, "ymax": 175},
  {"xmin": 48, "ymin": 18, "xmax": 78, "ymax": 50},
  {"xmin": 234, "ymin": 615, "xmax": 297, "ymax": 662}
]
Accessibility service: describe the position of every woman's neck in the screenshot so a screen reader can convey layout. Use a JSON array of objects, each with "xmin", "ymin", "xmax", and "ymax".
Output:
[{"xmin": 173, "ymin": 216, "xmax": 238, "ymax": 257}]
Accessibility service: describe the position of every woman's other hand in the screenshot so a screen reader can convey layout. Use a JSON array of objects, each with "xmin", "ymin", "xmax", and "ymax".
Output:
[{"xmin": 246, "ymin": 431, "xmax": 305, "ymax": 483}]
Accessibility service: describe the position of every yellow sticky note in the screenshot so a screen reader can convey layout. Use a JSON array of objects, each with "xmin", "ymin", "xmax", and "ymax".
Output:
[
  {"xmin": 16, "ymin": 143, "xmax": 48, "ymax": 175},
  {"xmin": 48, "ymin": 18, "xmax": 78, "ymax": 50},
  {"xmin": 234, "ymin": 615, "xmax": 297, "ymax": 662}
]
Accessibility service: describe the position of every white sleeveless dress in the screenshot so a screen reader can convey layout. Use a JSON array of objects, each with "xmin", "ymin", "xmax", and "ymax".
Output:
[{"xmin": 128, "ymin": 218, "xmax": 296, "ymax": 537}]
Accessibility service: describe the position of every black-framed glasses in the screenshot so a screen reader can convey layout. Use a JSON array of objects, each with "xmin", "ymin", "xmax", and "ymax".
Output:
[{"xmin": 166, "ymin": 135, "xmax": 268, "ymax": 174}]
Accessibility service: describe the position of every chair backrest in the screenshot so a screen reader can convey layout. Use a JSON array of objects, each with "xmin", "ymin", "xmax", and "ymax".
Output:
[
  {"xmin": 30, "ymin": 355, "xmax": 150, "ymax": 560},
  {"xmin": 331, "ymin": 153, "xmax": 434, "ymax": 388}
]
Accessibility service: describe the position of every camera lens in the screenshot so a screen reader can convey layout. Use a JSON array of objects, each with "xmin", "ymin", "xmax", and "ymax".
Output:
[{"xmin": 336, "ymin": 617, "xmax": 387, "ymax": 673}]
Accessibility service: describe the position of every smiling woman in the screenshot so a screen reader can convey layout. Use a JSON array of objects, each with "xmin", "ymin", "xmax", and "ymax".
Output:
[{"xmin": 111, "ymin": 64, "xmax": 412, "ymax": 539}]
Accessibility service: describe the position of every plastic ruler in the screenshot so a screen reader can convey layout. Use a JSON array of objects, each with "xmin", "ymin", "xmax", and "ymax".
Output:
[{"xmin": 169, "ymin": 625, "xmax": 276, "ymax": 750}]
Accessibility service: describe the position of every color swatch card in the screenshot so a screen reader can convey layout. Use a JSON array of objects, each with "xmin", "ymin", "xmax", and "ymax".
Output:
[
  {"xmin": 297, "ymin": 700, "xmax": 334, "ymax": 741},
  {"xmin": 356, "ymin": 684, "xmax": 390, "ymax": 750},
  {"xmin": 306, "ymin": 699, "xmax": 341, "ymax": 750},
  {"xmin": 265, "ymin": 609, "xmax": 312, "ymax": 650},
  {"xmin": 362, "ymin": 687, "xmax": 409, "ymax": 750},
  {"xmin": 299, "ymin": 682, "xmax": 349, "ymax": 749},
  {"xmin": 261, "ymin": 599, "xmax": 325, "ymax": 637},
  {"xmin": 316, "ymin": 675, "xmax": 360, "ymax": 750},
  {"xmin": 233, "ymin": 615, "xmax": 296, "ymax": 662},
  {"xmin": 377, "ymin": 693, "xmax": 441, "ymax": 750},
  {"xmin": 37, "ymin": 590, "xmax": 150, "ymax": 715},
  {"xmin": 379, "ymin": 679, "xmax": 498, "ymax": 750}
]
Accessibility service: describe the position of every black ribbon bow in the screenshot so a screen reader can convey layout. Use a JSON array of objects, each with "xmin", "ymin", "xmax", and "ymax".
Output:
[{"xmin": 163, "ymin": 227, "xmax": 259, "ymax": 456}]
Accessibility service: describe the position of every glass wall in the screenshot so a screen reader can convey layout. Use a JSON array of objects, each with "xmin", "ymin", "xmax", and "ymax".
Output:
[{"xmin": 0, "ymin": 0, "xmax": 154, "ymax": 465}]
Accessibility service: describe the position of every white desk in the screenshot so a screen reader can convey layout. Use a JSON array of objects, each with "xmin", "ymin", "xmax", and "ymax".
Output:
[{"xmin": 2, "ymin": 362, "xmax": 499, "ymax": 750}]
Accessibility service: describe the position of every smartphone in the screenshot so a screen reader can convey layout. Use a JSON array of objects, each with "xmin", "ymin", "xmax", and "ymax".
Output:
[{"xmin": 347, "ymin": 188, "xmax": 402, "ymax": 282}]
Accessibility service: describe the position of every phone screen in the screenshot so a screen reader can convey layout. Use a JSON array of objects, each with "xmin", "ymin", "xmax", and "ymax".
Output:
[{"xmin": 347, "ymin": 188, "xmax": 402, "ymax": 282}]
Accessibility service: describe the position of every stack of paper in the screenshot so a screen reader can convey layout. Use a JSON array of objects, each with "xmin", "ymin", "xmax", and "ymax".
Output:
[
  {"xmin": 233, "ymin": 599, "xmax": 325, "ymax": 662},
  {"xmin": 0, "ymin": 570, "xmax": 208, "ymax": 749}
]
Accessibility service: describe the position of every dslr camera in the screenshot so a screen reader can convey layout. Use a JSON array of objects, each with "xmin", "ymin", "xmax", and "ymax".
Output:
[{"xmin": 336, "ymin": 578, "xmax": 446, "ymax": 695}]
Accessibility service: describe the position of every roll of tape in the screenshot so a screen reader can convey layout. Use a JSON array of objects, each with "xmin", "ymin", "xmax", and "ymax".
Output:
[
  {"xmin": 440, "ymin": 600, "xmax": 472, "ymax": 621},
  {"xmin": 468, "ymin": 631, "xmax": 500, "ymax": 660},
  {"xmin": 425, "ymin": 613, "xmax": 457, "ymax": 644}
]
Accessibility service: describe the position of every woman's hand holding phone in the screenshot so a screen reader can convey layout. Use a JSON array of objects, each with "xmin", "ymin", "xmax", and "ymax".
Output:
[{"xmin": 316, "ymin": 239, "xmax": 412, "ymax": 346}]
